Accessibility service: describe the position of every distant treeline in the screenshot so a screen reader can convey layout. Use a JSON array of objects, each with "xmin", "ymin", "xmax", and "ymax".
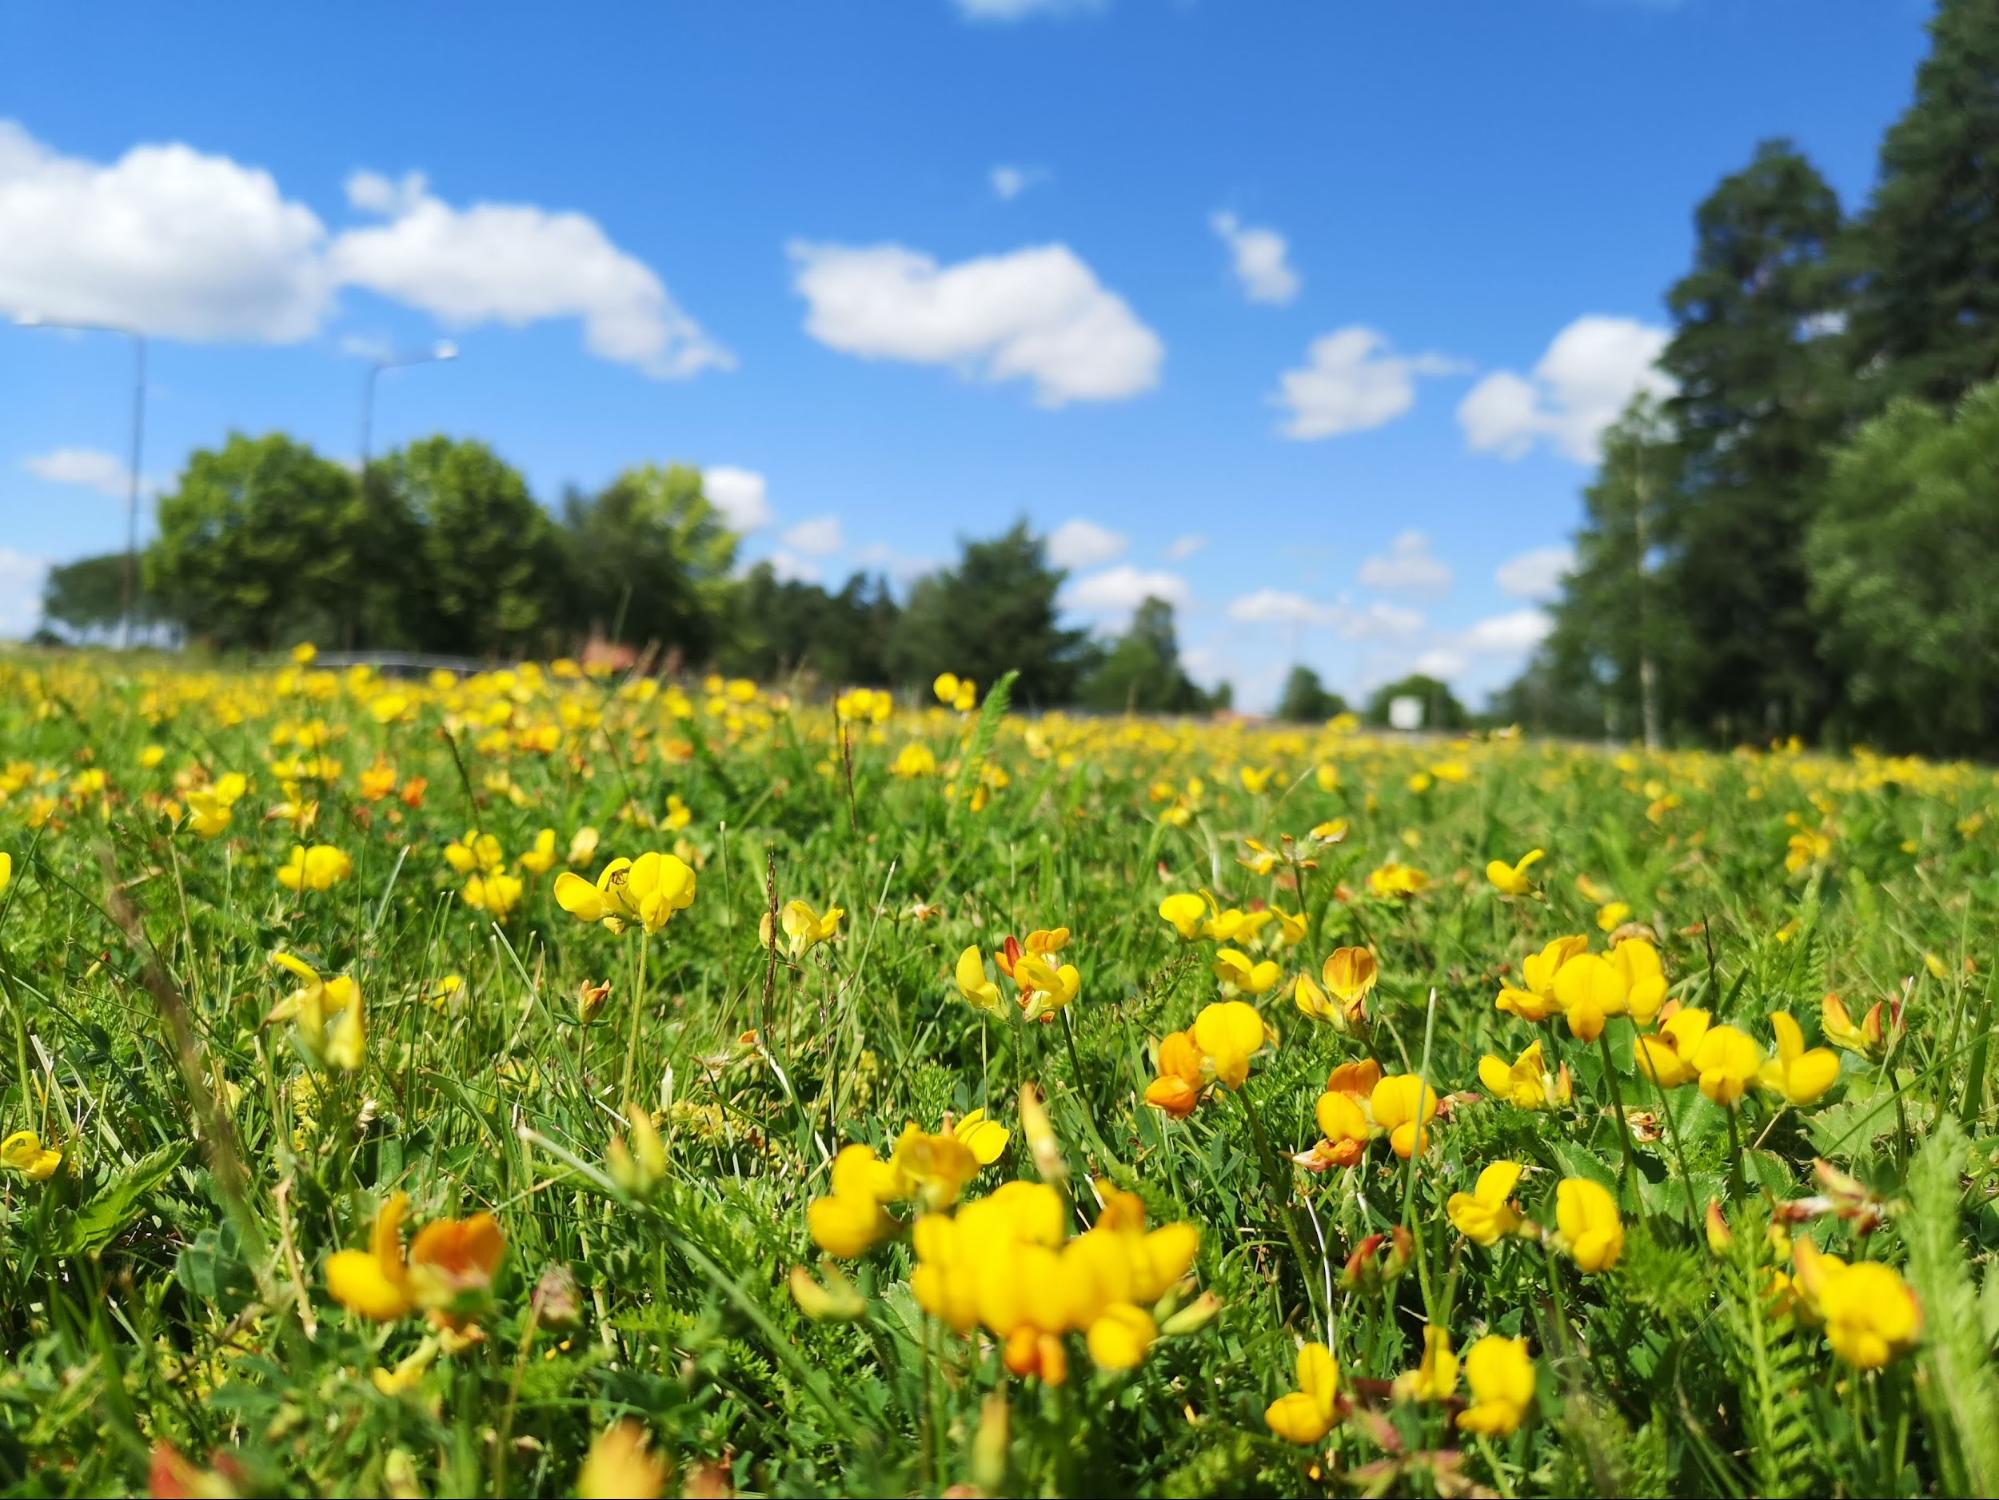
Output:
[
  {"xmin": 1500, "ymin": 0, "xmax": 1999, "ymax": 757},
  {"xmin": 41, "ymin": 436, "xmax": 1244, "ymax": 714}
]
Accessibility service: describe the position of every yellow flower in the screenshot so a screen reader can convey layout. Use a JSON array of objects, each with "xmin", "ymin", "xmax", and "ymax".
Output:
[
  {"xmin": 1759, "ymin": 1011, "xmax": 1840, "ymax": 1106},
  {"xmin": 1265, "ymin": 1342, "xmax": 1340, "ymax": 1444},
  {"xmin": 517, "ymin": 828, "xmax": 559, "ymax": 874},
  {"xmin": 1, "ymin": 1129, "xmax": 62, "ymax": 1181},
  {"xmin": 290, "ymin": 641, "xmax": 317, "ymax": 665},
  {"xmin": 1496, "ymin": 934, "xmax": 1587, "ymax": 1022},
  {"xmin": 1191, "ymin": 1000, "xmax": 1269, "ymax": 1089},
  {"xmin": 1485, "ymin": 848, "xmax": 1545, "ymax": 896},
  {"xmin": 1820, "ymin": 992, "xmax": 1887, "ymax": 1059},
  {"xmin": 577, "ymin": 1422, "xmax": 667, "ymax": 1500},
  {"xmin": 1144, "ymin": 1030, "xmax": 1206, "ymax": 1117},
  {"xmin": 1447, "ymin": 1161, "xmax": 1524, "ymax": 1246},
  {"xmin": 1552, "ymin": 951, "xmax": 1628, "ymax": 1042},
  {"xmin": 1157, "ymin": 891, "xmax": 1208, "ymax": 940},
  {"xmin": 326, "ymin": 1192, "xmax": 415, "ymax": 1320},
  {"xmin": 955, "ymin": 946, "xmax": 1003, "ymax": 1014},
  {"xmin": 953, "ymin": 1108, "xmax": 1010, "ymax": 1167},
  {"xmin": 890, "ymin": 743, "xmax": 937, "ymax": 778},
  {"xmin": 277, "ymin": 842, "xmax": 353, "ymax": 893},
  {"xmin": 762, "ymin": 899, "xmax": 846, "ymax": 958},
  {"xmin": 1691, "ymin": 1024, "xmax": 1762, "ymax": 1108},
  {"xmin": 553, "ymin": 852, "xmax": 696, "ymax": 934},
  {"xmin": 1240, "ymin": 765, "xmax": 1275, "ymax": 794},
  {"xmin": 1366, "ymin": 862, "xmax": 1430, "ymax": 899},
  {"xmin": 1792, "ymin": 1239, "xmax": 1921, "ymax": 1368},
  {"xmin": 1458, "ymin": 1335, "xmax": 1536, "ymax": 1437},
  {"xmin": 445, "ymin": 830, "xmax": 504, "ymax": 874},
  {"xmin": 1633, "ymin": 1006, "xmax": 1710, "ymax": 1088},
  {"xmin": 266, "ymin": 952, "xmax": 365, "ymax": 1071},
  {"xmin": 933, "ymin": 672, "xmax": 977, "ymax": 712},
  {"xmin": 789, "ymin": 1261, "xmax": 868, "ymax": 1322},
  {"xmin": 0, "ymin": 850, "xmax": 10, "ymax": 894},
  {"xmin": 1392, "ymin": 1327, "xmax": 1458, "ymax": 1403},
  {"xmin": 1555, "ymin": 1177, "xmax": 1624, "ymax": 1272},
  {"xmin": 1370, "ymin": 1073, "xmax": 1438, "ymax": 1158},
  {"xmin": 185, "ymin": 772, "xmax": 248, "ymax": 838},
  {"xmin": 1212, "ymin": 947, "xmax": 1281, "ymax": 997},
  {"xmin": 1596, "ymin": 900, "xmax": 1633, "ymax": 931},
  {"xmin": 1609, "ymin": 937, "xmax": 1668, "ymax": 1024},
  {"xmin": 462, "ymin": 870, "xmax": 524, "ymax": 921},
  {"xmin": 1477, "ymin": 1040, "xmax": 1570, "ymax": 1110},
  {"xmin": 807, "ymin": 1144, "xmax": 902, "ymax": 1258},
  {"xmin": 1321, "ymin": 947, "xmax": 1378, "ymax": 1009}
]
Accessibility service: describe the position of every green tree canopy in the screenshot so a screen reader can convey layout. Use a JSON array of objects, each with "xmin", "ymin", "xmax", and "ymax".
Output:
[
  {"xmin": 562, "ymin": 464, "xmax": 739, "ymax": 665},
  {"xmin": 891, "ymin": 522, "xmax": 1090, "ymax": 706},
  {"xmin": 1847, "ymin": 0, "xmax": 1999, "ymax": 408},
  {"xmin": 146, "ymin": 432, "xmax": 403, "ymax": 650},
  {"xmin": 376, "ymin": 436, "xmax": 566, "ymax": 655},
  {"xmin": 723, "ymin": 565, "xmax": 902, "ymax": 687},
  {"xmin": 41, "ymin": 553, "xmax": 158, "ymax": 639},
  {"xmin": 1276, "ymin": 664, "xmax": 1348, "ymax": 724},
  {"xmin": 1078, "ymin": 596, "xmax": 1206, "ymax": 713},
  {"xmin": 1364, "ymin": 674, "xmax": 1467, "ymax": 732},
  {"xmin": 1806, "ymin": 383, "xmax": 1999, "ymax": 755}
]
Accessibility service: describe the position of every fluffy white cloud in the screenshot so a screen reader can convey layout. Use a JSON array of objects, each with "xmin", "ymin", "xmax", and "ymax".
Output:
[
  {"xmin": 1224, "ymin": 590, "xmax": 1423, "ymax": 639},
  {"xmin": 1061, "ymin": 564, "xmax": 1189, "ymax": 615},
  {"xmin": 331, "ymin": 171, "xmax": 731, "ymax": 378},
  {"xmin": 0, "ymin": 547, "xmax": 48, "ymax": 638},
  {"xmin": 1495, "ymin": 544, "xmax": 1574, "ymax": 600},
  {"xmin": 1272, "ymin": 326, "xmax": 1465, "ymax": 440},
  {"xmin": 23, "ymin": 447, "xmax": 135, "ymax": 497},
  {"xmin": 780, "ymin": 515, "xmax": 844, "ymax": 556},
  {"xmin": 1165, "ymin": 533, "xmax": 1207, "ymax": 561},
  {"xmin": 1463, "ymin": 608, "xmax": 1553, "ymax": 655},
  {"xmin": 702, "ymin": 466, "xmax": 772, "ymax": 532},
  {"xmin": 1458, "ymin": 315, "xmax": 1671, "ymax": 463},
  {"xmin": 1210, "ymin": 211, "xmax": 1299, "ymax": 306},
  {"xmin": 1047, "ymin": 517, "xmax": 1127, "ymax": 569},
  {"xmin": 788, "ymin": 240, "xmax": 1163, "ymax": 406},
  {"xmin": 1357, "ymin": 530, "xmax": 1451, "ymax": 595},
  {"xmin": 0, "ymin": 119, "xmax": 329, "ymax": 341},
  {"xmin": 1413, "ymin": 648, "xmax": 1468, "ymax": 680},
  {"xmin": 989, "ymin": 164, "xmax": 1047, "ymax": 201},
  {"xmin": 1227, "ymin": 588, "xmax": 1336, "ymax": 625},
  {"xmin": 853, "ymin": 542, "xmax": 940, "ymax": 583}
]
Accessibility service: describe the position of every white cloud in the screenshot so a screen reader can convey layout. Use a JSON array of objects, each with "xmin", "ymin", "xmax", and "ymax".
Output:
[
  {"xmin": 0, "ymin": 118, "xmax": 329, "ymax": 341},
  {"xmin": 1047, "ymin": 517, "xmax": 1127, "ymax": 570},
  {"xmin": 1165, "ymin": 533, "xmax": 1207, "ymax": 561},
  {"xmin": 1224, "ymin": 590, "xmax": 1423, "ymax": 639},
  {"xmin": 1414, "ymin": 648, "xmax": 1468, "ymax": 680},
  {"xmin": 989, "ymin": 164, "xmax": 1048, "ymax": 201},
  {"xmin": 1061, "ymin": 564, "xmax": 1189, "ymax": 616},
  {"xmin": 1272, "ymin": 326, "xmax": 1465, "ymax": 440},
  {"xmin": 956, "ymin": 0, "xmax": 1102, "ymax": 19},
  {"xmin": 1357, "ymin": 530, "xmax": 1452, "ymax": 595},
  {"xmin": 1495, "ymin": 544, "xmax": 1574, "ymax": 601},
  {"xmin": 0, "ymin": 547, "xmax": 48, "ymax": 638},
  {"xmin": 1210, "ymin": 211, "xmax": 1300, "ymax": 306},
  {"xmin": 766, "ymin": 550, "xmax": 822, "ymax": 584},
  {"xmin": 780, "ymin": 515, "xmax": 844, "ymax": 556},
  {"xmin": 331, "ymin": 171, "xmax": 731, "ymax": 379},
  {"xmin": 23, "ymin": 447, "xmax": 135, "ymax": 498},
  {"xmin": 1458, "ymin": 315, "xmax": 1671, "ymax": 463},
  {"xmin": 788, "ymin": 239, "xmax": 1163, "ymax": 406},
  {"xmin": 1463, "ymin": 608, "xmax": 1553, "ymax": 655},
  {"xmin": 703, "ymin": 466, "xmax": 772, "ymax": 532},
  {"xmin": 1227, "ymin": 588, "xmax": 1337, "ymax": 626}
]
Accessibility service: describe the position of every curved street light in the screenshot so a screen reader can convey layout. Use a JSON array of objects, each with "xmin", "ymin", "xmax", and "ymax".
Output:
[{"xmin": 359, "ymin": 340, "xmax": 459, "ymax": 473}]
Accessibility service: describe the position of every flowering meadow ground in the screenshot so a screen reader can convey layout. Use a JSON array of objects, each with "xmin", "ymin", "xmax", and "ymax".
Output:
[{"xmin": 1, "ymin": 650, "xmax": 1995, "ymax": 1498}]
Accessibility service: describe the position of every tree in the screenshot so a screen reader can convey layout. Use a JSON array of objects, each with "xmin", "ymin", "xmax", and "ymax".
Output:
[
  {"xmin": 1847, "ymin": 0, "xmax": 1999, "ymax": 409},
  {"xmin": 1534, "ymin": 395, "xmax": 1685, "ymax": 743},
  {"xmin": 146, "ymin": 432, "xmax": 404, "ymax": 649},
  {"xmin": 1364, "ymin": 674, "xmax": 1466, "ymax": 732},
  {"xmin": 41, "ymin": 553, "xmax": 159, "ymax": 640},
  {"xmin": 378, "ymin": 437, "xmax": 566, "ymax": 655},
  {"xmin": 1659, "ymin": 140, "xmax": 1850, "ymax": 741},
  {"xmin": 1079, "ymin": 596, "xmax": 1206, "ymax": 713},
  {"xmin": 723, "ymin": 565, "xmax": 902, "ymax": 686},
  {"xmin": 891, "ymin": 522, "xmax": 1090, "ymax": 706},
  {"xmin": 562, "ymin": 464, "xmax": 738, "ymax": 664},
  {"xmin": 1276, "ymin": 665, "xmax": 1348, "ymax": 723},
  {"xmin": 1806, "ymin": 384, "xmax": 1999, "ymax": 755}
]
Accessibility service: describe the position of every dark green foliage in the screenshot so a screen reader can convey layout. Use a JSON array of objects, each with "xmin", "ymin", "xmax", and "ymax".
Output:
[
  {"xmin": 1079, "ymin": 597, "xmax": 1208, "ymax": 714},
  {"xmin": 1274, "ymin": 664, "xmax": 1347, "ymax": 724},
  {"xmin": 1363, "ymin": 673, "xmax": 1466, "ymax": 731}
]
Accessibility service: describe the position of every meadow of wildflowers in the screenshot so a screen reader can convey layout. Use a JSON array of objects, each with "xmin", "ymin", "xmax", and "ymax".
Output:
[{"xmin": 1, "ymin": 649, "xmax": 1994, "ymax": 1497}]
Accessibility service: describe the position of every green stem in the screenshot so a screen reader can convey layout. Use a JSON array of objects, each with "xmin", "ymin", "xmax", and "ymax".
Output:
[
  {"xmin": 1597, "ymin": 1029, "xmax": 1642, "ymax": 1214},
  {"xmin": 1238, "ymin": 1082, "xmax": 1320, "ymax": 1329}
]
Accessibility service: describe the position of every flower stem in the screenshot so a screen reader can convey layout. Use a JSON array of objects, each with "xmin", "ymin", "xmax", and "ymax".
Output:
[{"xmin": 1238, "ymin": 1082, "xmax": 1320, "ymax": 1329}]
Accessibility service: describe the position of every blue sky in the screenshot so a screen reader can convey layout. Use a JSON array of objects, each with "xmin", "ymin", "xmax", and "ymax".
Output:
[{"xmin": 0, "ymin": 0, "xmax": 1934, "ymax": 707}]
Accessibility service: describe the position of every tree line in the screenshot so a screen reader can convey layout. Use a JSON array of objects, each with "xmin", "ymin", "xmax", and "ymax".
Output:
[
  {"xmin": 1502, "ymin": 0, "xmax": 1998, "ymax": 757},
  {"xmin": 39, "ymin": 432, "xmax": 1235, "ymax": 713}
]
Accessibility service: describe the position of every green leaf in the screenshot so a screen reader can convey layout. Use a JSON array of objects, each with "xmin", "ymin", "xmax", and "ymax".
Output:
[{"xmin": 56, "ymin": 1142, "xmax": 189, "ymax": 1257}]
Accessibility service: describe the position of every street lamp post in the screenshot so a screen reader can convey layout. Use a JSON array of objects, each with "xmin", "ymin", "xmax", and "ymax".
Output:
[
  {"xmin": 359, "ymin": 340, "xmax": 458, "ymax": 472},
  {"xmin": 14, "ymin": 313, "xmax": 147, "ymax": 648}
]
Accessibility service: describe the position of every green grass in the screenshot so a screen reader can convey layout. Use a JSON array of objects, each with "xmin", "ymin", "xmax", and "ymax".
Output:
[{"xmin": 0, "ymin": 650, "xmax": 1995, "ymax": 1497}]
